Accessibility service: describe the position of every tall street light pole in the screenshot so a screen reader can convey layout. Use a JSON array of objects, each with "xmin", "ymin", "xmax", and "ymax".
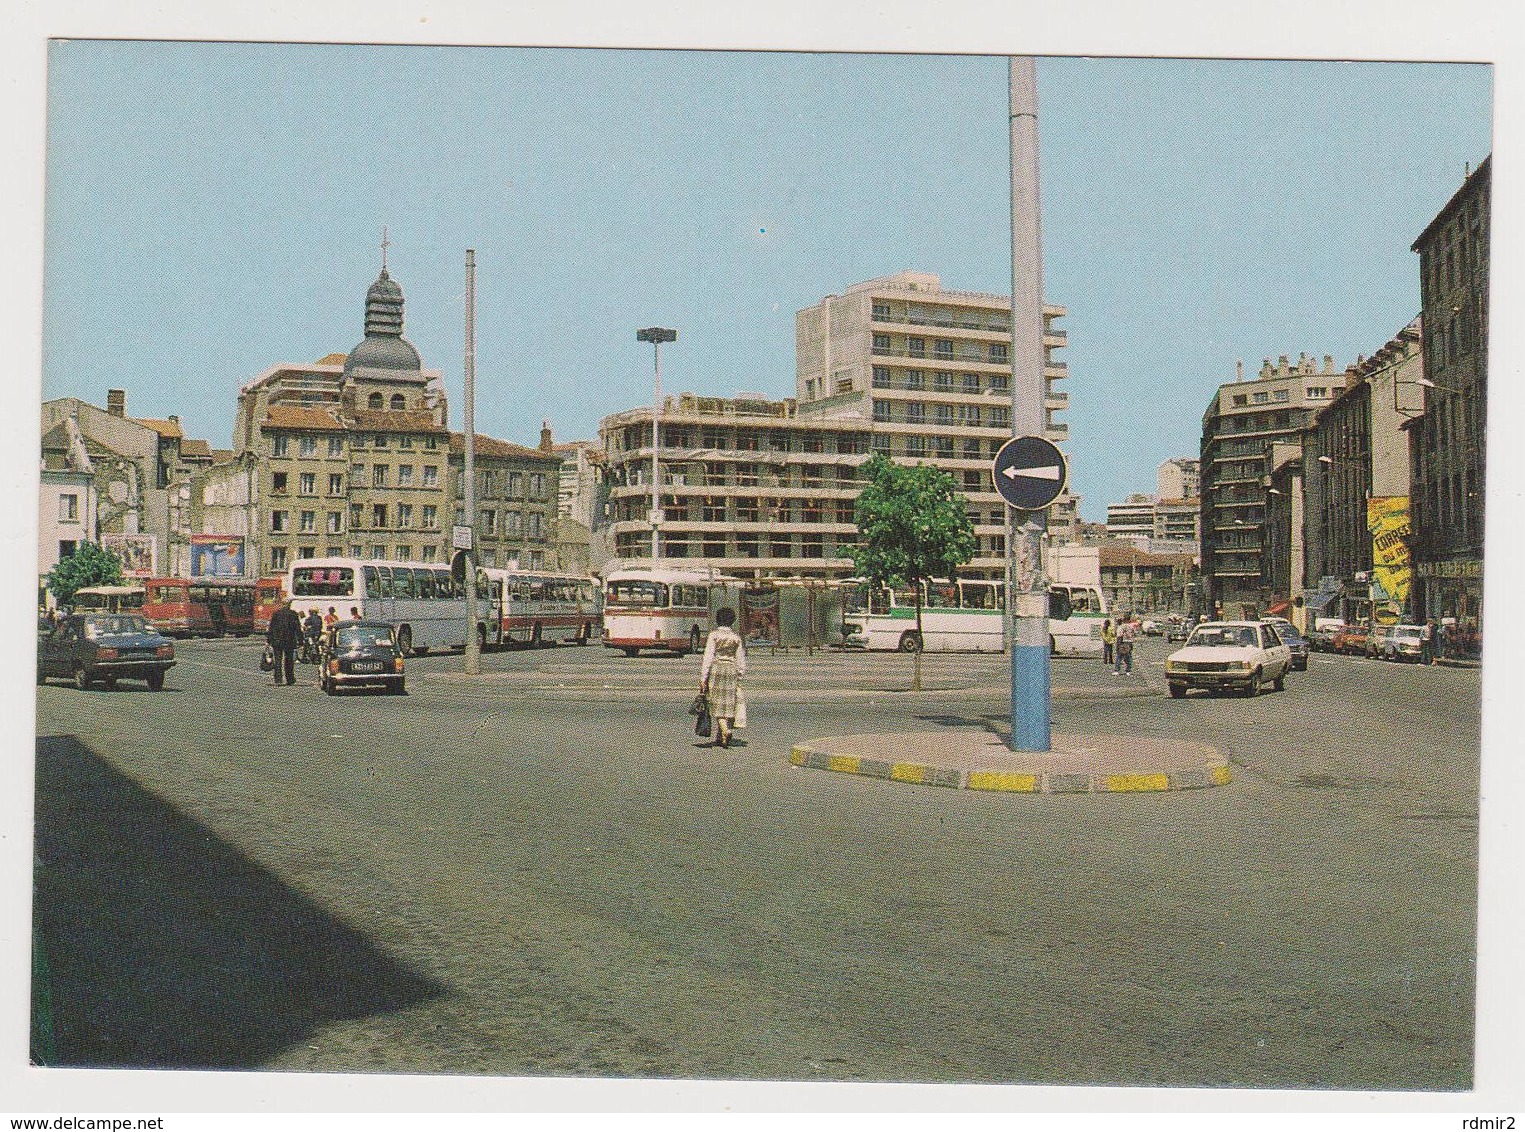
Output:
[
  {"xmin": 637, "ymin": 327, "xmax": 677, "ymax": 562},
  {"xmin": 463, "ymin": 249, "xmax": 481, "ymax": 675},
  {"xmin": 1008, "ymin": 56, "xmax": 1051, "ymax": 752}
]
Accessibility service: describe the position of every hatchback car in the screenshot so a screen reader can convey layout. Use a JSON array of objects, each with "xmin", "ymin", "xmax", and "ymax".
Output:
[
  {"xmin": 1164, "ymin": 620, "xmax": 1294, "ymax": 698},
  {"xmin": 38, "ymin": 613, "xmax": 176, "ymax": 690},
  {"xmin": 1375, "ymin": 623, "xmax": 1426, "ymax": 663},
  {"xmin": 319, "ymin": 620, "xmax": 405, "ymax": 695},
  {"xmin": 1332, "ymin": 623, "xmax": 1374, "ymax": 656}
]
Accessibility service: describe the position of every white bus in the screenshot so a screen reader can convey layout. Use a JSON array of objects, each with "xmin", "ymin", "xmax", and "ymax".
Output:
[
  {"xmin": 841, "ymin": 578, "xmax": 1108, "ymax": 656},
  {"xmin": 69, "ymin": 584, "xmax": 147, "ymax": 614},
  {"xmin": 602, "ymin": 564, "xmax": 740, "ymax": 657},
  {"xmin": 286, "ymin": 558, "xmax": 468, "ymax": 656},
  {"xmin": 480, "ymin": 568, "xmax": 600, "ymax": 647}
]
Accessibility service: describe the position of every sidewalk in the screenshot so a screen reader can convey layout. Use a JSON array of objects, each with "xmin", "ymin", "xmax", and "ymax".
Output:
[{"xmin": 790, "ymin": 728, "xmax": 1229, "ymax": 794}]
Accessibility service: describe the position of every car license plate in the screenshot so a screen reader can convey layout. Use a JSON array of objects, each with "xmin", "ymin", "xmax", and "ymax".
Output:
[{"xmin": 352, "ymin": 661, "xmax": 383, "ymax": 673}]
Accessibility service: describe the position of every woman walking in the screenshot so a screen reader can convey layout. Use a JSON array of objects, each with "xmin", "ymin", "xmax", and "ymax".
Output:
[{"xmin": 699, "ymin": 607, "xmax": 748, "ymax": 748}]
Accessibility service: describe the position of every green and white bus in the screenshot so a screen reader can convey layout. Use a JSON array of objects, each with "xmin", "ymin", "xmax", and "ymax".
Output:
[{"xmin": 841, "ymin": 578, "xmax": 1107, "ymax": 656}]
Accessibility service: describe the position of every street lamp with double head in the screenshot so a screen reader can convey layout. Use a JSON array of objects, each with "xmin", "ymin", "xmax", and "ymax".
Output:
[{"xmin": 636, "ymin": 327, "xmax": 677, "ymax": 561}]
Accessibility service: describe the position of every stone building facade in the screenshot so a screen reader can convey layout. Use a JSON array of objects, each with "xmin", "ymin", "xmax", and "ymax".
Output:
[{"xmin": 1408, "ymin": 156, "xmax": 1488, "ymax": 658}]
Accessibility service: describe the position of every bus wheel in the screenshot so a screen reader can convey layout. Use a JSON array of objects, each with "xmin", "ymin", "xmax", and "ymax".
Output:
[
  {"xmin": 397, "ymin": 626, "xmax": 413, "ymax": 657},
  {"xmin": 898, "ymin": 631, "xmax": 923, "ymax": 654}
]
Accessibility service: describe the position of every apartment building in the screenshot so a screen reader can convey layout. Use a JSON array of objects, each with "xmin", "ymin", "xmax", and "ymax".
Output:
[
  {"xmin": 600, "ymin": 392, "xmax": 871, "ymax": 579},
  {"xmin": 796, "ymin": 271, "xmax": 1079, "ymax": 556},
  {"xmin": 1106, "ymin": 495, "xmax": 1155, "ymax": 541},
  {"xmin": 1200, "ymin": 354, "xmax": 1340, "ymax": 613},
  {"xmin": 598, "ymin": 273, "xmax": 1079, "ymax": 581},
  {"xmin": 1408, "ymin": 155, "xmax": 1488, "ymax": 657}
]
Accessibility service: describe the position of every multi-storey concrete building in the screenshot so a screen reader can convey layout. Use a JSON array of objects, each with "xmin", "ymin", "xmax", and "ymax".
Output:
[
  {"xmin": 599, "ymin": 273, "xmax": 1079, "ymax": 581},
  {"xmin": 1199, "ymin": 354, "xmax": 1340, "ymax": 614},
  {"xmin": 796, "ymin": 271, "xmax": 1078, "ymax": 554},
  {"xmin": 601, "ymin": 392, "xmax": 871, "ymax": 579},
  {"xmin": 1106, "ymin": 495, "xmax": 1156, "ymax": 542},
  {"xmin": 1408, "ymin": 155, "xmax": 1488, "ymax": 658},
  {"xmin": 227, "ymin": 264, "xmax": 557, "ymax": 576},
  {"xmin": 1157, "ymin": 457, "xmax": 1200, "ymax": 501}
]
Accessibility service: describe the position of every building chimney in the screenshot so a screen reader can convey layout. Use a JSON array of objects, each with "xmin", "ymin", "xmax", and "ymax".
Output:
[
  {"xmin": 539, "ymin": 420, "xmax": 553, "ymax": 452},
  {"xmin": 1235, "ymin": 360, "xmax": 1243, "ymax": 383},
  {"xmin": 169, "ymin": 415, "xmax": 180, "ymax": 425},
  {"xmin": 107, "ymin": 389, "xmax": 126, "ymax": 418}
]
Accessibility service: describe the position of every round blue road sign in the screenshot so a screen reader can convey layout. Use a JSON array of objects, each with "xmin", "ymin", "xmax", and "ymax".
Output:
[{"xmin": 991, "ymin": 435, "xmax": 1068, "ymax": 510}]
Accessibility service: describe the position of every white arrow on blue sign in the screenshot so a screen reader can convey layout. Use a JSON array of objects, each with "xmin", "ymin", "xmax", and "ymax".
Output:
[{"xmin": 991, "ymin": 434, "xmax": 1069, "ymax": 510}]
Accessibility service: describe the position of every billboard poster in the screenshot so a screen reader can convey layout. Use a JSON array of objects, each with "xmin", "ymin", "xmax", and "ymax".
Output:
[
  {"xmin": 1367, "ymin": 496, "xmax": 1412, "ymax": 606},
  {"xmin": 101, "ymin": 532, "xmax": 156, "ymax": 578},
  {"xmin": 190, "ymin": 535, "xmax": 247, "ymax": 579}
]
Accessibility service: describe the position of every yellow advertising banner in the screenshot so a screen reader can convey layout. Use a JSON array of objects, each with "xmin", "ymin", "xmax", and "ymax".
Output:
[{"xmin": 1367, "ymin": 496, "xmax": 1412, "ymax": 604}]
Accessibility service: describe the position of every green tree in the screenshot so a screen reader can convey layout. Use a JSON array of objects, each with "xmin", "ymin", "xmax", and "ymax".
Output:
[
  {"xmin": 45, "ymin": 542, "xmax": 124, "ymax": 606},
  {"xmin": 849, "ymin": 454, "xmax": 978, "ymax": 690}
]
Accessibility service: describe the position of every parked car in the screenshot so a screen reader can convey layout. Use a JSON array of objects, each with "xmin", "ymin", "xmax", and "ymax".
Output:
[
  {"xmin": 1260, "ymin": 617, "xmax": 1309, "ymax": 671},
  {"xmin": 1332, "ymin": 622, "xmax": 1374, "ymax": 656},
  {"xmin": 1166, "ymin": 617, "xmax": 1197, "ymax": 643},
  {"xmin": 1140, "ymin": 619, "xmax": 1164, "ymax": 636},
  {"xmin": 318, "ymin": 619, "xmax": 405, "ymax": 695},
  {"xmin": 1375, "ymin": 623, "xmax": 1426, "ymax": 663},
  {"xmin": 1164, "ymin": 620, "xmax": 1294, "ymax": 698},
  {"xmin": 37, "ymin": 613, "xmax": 176, "ymax": 690}
]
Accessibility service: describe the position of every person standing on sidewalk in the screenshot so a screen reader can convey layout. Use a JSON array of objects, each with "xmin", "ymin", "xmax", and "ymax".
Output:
[
  {"xmin": 1421, "ymin": 619, "xmax": 1436, "ymax": 665},
  {"xmin": 1115, "ymin": 614, "xmax": 1139, "ymax": 675},
  {"xmin": 1101, "ymin": 618, "xmax": 1115, "ymax": 667},
  {"xmin": 699, "ymin": 607, "xmax": 748, "ymax": 749},
  {"xmin": 266, "ymin": 599, "xmax": 301, "ymax": 686}
]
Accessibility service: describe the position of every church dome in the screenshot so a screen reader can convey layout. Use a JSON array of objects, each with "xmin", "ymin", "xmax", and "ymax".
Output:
[{"xmin": 343, "ymin": 267, "xmax": 422, "ymax": 373}]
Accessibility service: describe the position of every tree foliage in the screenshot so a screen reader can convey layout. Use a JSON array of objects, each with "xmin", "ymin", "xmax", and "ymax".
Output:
[
  {"xmin": 849, "ymin": 455, "xmax": 977, "ymax": 684},
  {"xmin": 46, "ymin": 542, "xmax": 124, "ymax": 606}
]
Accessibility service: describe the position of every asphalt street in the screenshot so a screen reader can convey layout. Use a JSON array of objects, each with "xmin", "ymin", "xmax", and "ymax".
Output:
[{"xmin": 32, "ymin": 636, "xmax": 1480, "ymax": 1088}]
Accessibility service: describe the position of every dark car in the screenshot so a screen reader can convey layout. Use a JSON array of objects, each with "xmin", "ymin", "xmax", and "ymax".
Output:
[
  {"xmin": 38, "ymin": 613, "xmax": 176, "ymax": 690},
  {"xmin": 319, "ymin": 619, "xmax": 405, "ymax": 695},
  {"xmin": 1261, "ymin": 618, "xmax": 1310, "ymax": 671}
]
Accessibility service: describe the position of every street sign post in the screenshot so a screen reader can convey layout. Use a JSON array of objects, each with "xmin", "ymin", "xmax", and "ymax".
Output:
[
  {"xmin": 452, "ymin": 525, "xmax": 474, "ymax": 552},
  {"xmin": 991, "ymin": 434, "xmax": 1068, "ymax": 511}
]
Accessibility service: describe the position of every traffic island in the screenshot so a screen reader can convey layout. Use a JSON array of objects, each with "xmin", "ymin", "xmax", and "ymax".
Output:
[{"xmin": 789, "ymin": 728, "xmax": 1229, "ymax": 794}]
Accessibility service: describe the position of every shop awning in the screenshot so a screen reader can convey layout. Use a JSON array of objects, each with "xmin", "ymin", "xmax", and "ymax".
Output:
[
  {"xmin": 1267, "ymin": 600, "xmax": 1292, "ymax": 616},
  {"xmin": 1303, "ymin": 589, "xmax": 1340, "ymax": 614}
]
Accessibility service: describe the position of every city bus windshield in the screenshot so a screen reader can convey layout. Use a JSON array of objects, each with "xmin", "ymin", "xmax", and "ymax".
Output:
[
  {"xmin": 292, "ymin": 567, "xmax": 356, "ymax": 597},
  {"xmin": 607, "ymin": 580, "xmax": 668, "ymax": 608}
]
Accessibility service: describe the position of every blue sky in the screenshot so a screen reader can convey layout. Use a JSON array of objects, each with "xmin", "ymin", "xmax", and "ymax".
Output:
[{"xmin": 41, "ymin": 44, "xmax": 1492, "ymax": 518}]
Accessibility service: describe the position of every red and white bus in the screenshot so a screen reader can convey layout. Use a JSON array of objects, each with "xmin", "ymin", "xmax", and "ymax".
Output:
[
  {"xmin": 480, "ymin": 568, "xmax": 599, "ymax": 647},
  {"xmin": 601, "ymin": 565, "xmax": 739, "ymax": 657},
  {"xmin": 142, "ymin": 578, "xmax": 263, "ymax": 637}
]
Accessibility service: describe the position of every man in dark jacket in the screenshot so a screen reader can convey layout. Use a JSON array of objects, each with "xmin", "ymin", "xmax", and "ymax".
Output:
[{"xmin": 267, "ymin": 599, "xmax": 302, "ymax": 686}]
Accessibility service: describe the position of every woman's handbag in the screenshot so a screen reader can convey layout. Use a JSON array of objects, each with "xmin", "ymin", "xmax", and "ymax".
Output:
[
  {"xmin": 259, "ymin": 645, "xmax": 275, "ymax": 672},
  {"xmin": 691, "ymin": 693, "xmax": 712, "ymax": 738}
]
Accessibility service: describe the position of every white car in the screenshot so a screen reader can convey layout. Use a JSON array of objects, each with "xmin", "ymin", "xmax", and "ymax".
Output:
[{"xmin": 1164, "ymin": 620, "xmax": 1294, "ymax": 699}]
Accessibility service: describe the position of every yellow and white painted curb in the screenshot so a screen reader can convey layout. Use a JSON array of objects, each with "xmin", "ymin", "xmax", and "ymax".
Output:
[{"xmin": 789, "ymin": 744, "xmax": 1231, "ymax": 794}]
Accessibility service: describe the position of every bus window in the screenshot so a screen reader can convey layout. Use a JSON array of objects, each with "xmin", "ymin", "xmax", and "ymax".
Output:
[
  {"xmin": 375, "ymin": 566, "xmax": 393, "ymax": 598},
  {"xmin": 292, "ymin": 566, "xmax": 355, "ymax": 597},
  {"xmin": 927, "ymin": 583, "xmax": 958, "ymax": 608},
  {"xmin": 869, "ymin": 588, "xmax": 891, "ymax": 615},
  {"xmin": 607, "ymin": 579, "xmax": 667, "ymax": 607},
  {"xmin": 893, "ymin": 586, "xmax": 920, "ymax": 610},
  {"xmin": 961, "ymin": 582, "xmax": 995, "ymax": 609},
  {"xmin": 363, "ymin": 566, "xmax": 379, "ymax": 598},
  {"xmin": 433, "ymin": 569, "xmax": 451, "ymax": 599},
  {"xmin": 1068, "ymin": 588, "xmax": 1094, "ymax": 613},
  {"xmin": 393, "ymin": 568, "xmax": 416, "ymax": 599}
]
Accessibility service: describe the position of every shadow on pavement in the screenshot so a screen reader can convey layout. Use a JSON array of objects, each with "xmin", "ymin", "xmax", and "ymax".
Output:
[{"xmin": 33, "ymin": 734, "xmax": 445, "ymax": 1070}]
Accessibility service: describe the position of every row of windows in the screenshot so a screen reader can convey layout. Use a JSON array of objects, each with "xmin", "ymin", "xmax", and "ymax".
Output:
[
  {"xmin": 871, "ymin": 333, "xmax": 1010, "ymax": 365},
  {"xmin": 347, "ymin": 464, "xmax": 441, "ymax": 489},
  {"xmin": 627, "ymin": 425, "xmax": 873, "ymax": 457},
  {"xmin": 270, "ymin": 505, "xmax": 440, "ymax": 533},
  {"xmin": 870, "ymin": 301, "xmax": 1013, "ymax": 335},
  {"xmin": 871, "ymin": 399, "xmax": 1003, "ymax": 428},
  {"xmin": 614, "ymin": 532, "xmax": 1010, "ymax": 561},
  {"xmin": 871, "ymin": 367, "xmax": 1012, "ymax": 395},
  {"xmin": 269, "ymin": 431, "xmax": 443, "ymax": 457}
]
